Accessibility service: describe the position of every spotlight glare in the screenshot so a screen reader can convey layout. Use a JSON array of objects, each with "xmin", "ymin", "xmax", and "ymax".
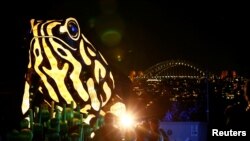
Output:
[{"xmin": 119, "ymin": 113, "xmax": 134, "ymax": 128}]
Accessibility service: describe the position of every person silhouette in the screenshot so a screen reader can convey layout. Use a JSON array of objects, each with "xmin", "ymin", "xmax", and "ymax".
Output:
[{"xmin": 91, "ymin": 112, "xmax": 122, "ymax": 141}]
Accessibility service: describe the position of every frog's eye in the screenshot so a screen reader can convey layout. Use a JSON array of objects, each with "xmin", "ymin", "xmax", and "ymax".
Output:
[{"xmin": 67, "ymin": 21, "xmax": 79, "ymax": 38}]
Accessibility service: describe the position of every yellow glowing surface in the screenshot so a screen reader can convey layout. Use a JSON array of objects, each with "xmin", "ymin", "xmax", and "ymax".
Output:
[
  {"xmin": 102, "ymin": 82, "xmax": 111, "ymax": 106},
  {"xmin": 42, "ymin": 39, "xmax": 75, "ymax": 106},
  {"xmin": 80, "ymin": 104, "xmax": 92, "ymax": 114},
  {"xmin": 87, "ymin": 78, "xmax": 100, "ymax": 111},
  {"xmin": 21, "ymin": 82, "xmax": 31, "ymax": 114},
  {"xmin": 80, "ymin": 40, "xmax": 91, "ymax": 65},
  {"xmin": 110, "ymin": 72, "xmax": 115, "ymax": 88},
  {"xmin": 110, "ymin": 102, "xmax": 126, "ymax": 117},
  {"xmin": 94, "ymin": 60, "xmax": 106, "ymax": 84},
  {"xmin": 33, "ymin": 39, "xmax": 59, "ymax": 102},
  {"xmin": 87, "ymin": 46, "xmax": 96, "ymax": 57}
]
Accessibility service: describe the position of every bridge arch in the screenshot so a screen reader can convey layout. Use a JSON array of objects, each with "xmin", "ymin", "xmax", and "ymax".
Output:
[{"xmin": 143, "ymin": 60, "xmax": 206, "ymax": 79}]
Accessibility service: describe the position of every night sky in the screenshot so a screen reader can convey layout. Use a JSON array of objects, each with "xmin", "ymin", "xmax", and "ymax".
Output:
[
  {"xmin": 0, "ymin": 0, "xmax": 248, "ymax": 137},
  {"xmin": 1, "ymin": 0, "xmax": 249, "ymax": 76}
]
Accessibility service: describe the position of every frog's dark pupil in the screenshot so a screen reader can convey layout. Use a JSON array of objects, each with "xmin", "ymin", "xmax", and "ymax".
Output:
[{"xmin": 68, "ymin": 22, "xmax": 78, "ymax": 37}]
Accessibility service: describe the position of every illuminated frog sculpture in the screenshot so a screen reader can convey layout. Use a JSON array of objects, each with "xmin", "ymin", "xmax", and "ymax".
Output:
[{"xmin": 21, "ymin": 17, "xmax": 118, "ymax": 123}]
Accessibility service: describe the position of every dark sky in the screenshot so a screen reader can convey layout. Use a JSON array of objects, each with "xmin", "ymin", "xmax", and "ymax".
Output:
[
  {"xmin": 0, "ymin": 0, "xmax": 248, "ymax": 90},
  {"xmin": 1, "ymin": 0, "xmax": 249, "ymax": 77}
]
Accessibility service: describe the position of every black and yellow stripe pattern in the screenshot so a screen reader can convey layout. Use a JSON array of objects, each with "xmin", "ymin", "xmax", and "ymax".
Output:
[{"xmin": 21, "ymin": 17, "xmax": 115, "ymax": 121}]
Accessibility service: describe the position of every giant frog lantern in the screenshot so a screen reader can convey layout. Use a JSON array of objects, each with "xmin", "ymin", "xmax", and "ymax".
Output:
[{"xmin": 21, "ymin": 17, "xmax": 125, "ymax": 123}]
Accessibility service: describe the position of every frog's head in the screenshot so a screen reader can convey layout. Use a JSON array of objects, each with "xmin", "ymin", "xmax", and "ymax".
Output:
[{"xmin": 22, "ymin": 17, "xmax": 116, "ymax": 122}]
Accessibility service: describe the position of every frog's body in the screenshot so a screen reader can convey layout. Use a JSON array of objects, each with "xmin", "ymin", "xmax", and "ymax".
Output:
[{"xmin": 21, "ymin": 17, "xmax": 115, "ymax": 122}]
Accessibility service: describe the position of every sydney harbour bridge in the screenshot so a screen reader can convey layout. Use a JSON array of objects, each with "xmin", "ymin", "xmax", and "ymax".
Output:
[
  {"xmin": 143, "ymin": 60, "xmax": 207, "ymax": 79},
  {"xmin": 129, "ymin": 59, "xmax": 246, "ymax": 123}
]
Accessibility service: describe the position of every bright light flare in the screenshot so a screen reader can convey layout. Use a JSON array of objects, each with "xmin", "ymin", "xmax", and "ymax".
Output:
[{"xmin": 119, "ymin": 113, "xmax": 135, "ymax": 129}]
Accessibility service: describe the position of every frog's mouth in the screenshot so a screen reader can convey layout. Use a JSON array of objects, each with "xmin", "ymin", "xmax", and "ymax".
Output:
[{"xmin": 30, "ymin": 36, "xmax": 78, "ymax": 51}]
